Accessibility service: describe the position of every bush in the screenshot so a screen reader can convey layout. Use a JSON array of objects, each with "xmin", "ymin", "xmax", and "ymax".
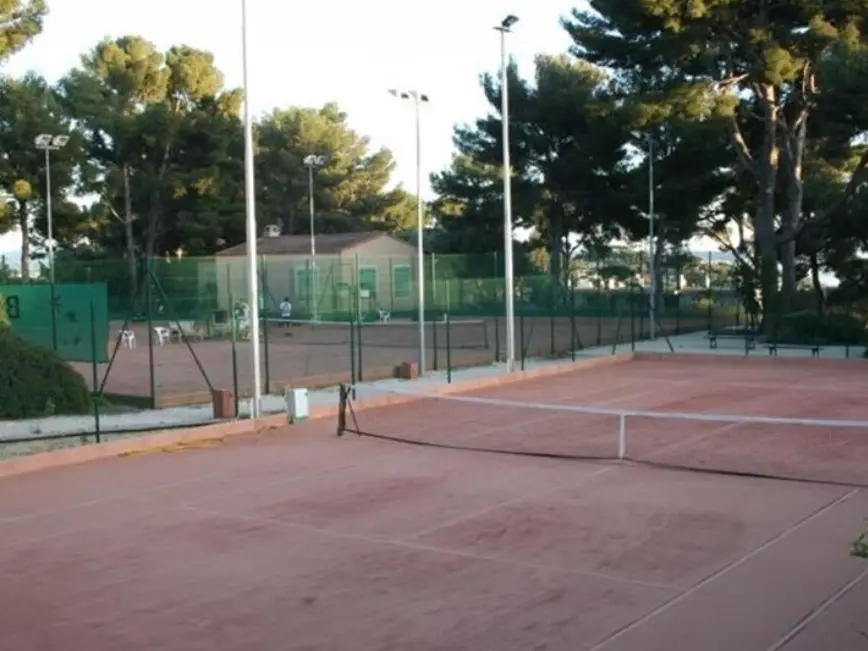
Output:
[
  {"xmin": 0, "ymin": 329, "xmax": 91, "ymax": 419},
  {"xmin": 776, "ymin": 310, "xmax": 867, "ymax": 344}
]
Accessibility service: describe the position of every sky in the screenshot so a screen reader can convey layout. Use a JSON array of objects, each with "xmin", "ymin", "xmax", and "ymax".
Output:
[{"xmin": 0, "ymin": 0, "xmax": 580, "ymax": 255}]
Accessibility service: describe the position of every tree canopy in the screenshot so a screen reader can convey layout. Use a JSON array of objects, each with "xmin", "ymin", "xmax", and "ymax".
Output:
[
  {"xmin": 2, "ymin": 0, "xmax": 868, "ymax": 325},
  {"xmin": 0, "ymin": 23, "xmax": 418, "ymax": 281}
]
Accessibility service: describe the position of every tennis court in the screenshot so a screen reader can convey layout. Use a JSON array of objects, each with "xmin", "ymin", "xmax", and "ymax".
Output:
[{"xmin": 2, "ymin": 354, "xmax": 867, "ymax": 650}]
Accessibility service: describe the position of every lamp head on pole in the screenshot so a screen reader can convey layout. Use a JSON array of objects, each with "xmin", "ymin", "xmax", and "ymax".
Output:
[
  {"xmin": 388, "ymin": 88, "xmax": 429, "ymax": 104},
  {"xmin": 303, "ymin": 154, "xmax": 327, "ymax": 168},
  {"xmin": 496, "ymin": 14, "xmax": 519, "ymax": 32},
  {"xmin": 34, "ymin": 134, "xmax": 69, "ymax": 150}
]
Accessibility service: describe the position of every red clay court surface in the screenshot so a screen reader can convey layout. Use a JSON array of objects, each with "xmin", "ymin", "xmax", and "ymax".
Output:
[{"xmin": 2, "ymin": 355, "xmax": 868, "ymax": 650}]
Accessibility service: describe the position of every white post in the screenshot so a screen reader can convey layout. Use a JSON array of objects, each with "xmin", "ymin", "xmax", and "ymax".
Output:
[
  {"xmin": 618, "ymin": 414, "xmax": 627, "ymax": 460},
  {"xmin": 648, "ymin": 135, "xmax": 656, "ymax": 340},
  {"xmin": 414, "ymin": 98, "xmax": 426, "ymax": 374},
  {"xmin": 497, "ymin": 17, "xmax": 518, "ymax": 373},
  {"xmin": 44, "ymin": 146, "xmax": 54, "ymax": 285},
  {"xmin": 241, "ymin": 0, "xmax": 262, "ymax": 416}
]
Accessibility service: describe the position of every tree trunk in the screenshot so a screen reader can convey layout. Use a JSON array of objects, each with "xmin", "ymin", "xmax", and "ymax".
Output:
[
  {"xmin": 778, "ymin": 115, "xmax": 807, "ymax": 307},
  {"xmin": 123, "ymin": 165, "xmax": 138, "ymax": 307},
  {"xmin": 18, "ymin": 204, "xmax": 30, "ymax": 283},
  {"xmin": 754, "ymin": 85, "xmax": 781, "ymax": 333}
]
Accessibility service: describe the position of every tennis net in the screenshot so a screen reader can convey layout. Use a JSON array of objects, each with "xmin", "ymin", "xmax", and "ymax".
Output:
[
  {"xmin": 264, "ymin": 318, "xmax": 490, "ymax": 350},
  {"xmin": 337, "ymin": 384, "xmax": 868, "ymax": 488}
]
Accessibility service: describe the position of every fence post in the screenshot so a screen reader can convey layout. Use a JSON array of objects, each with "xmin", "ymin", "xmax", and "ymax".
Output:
[
  {"xmin": 446, "ymin": 310, "xmax": 452, "ymax": 383},
  {"xmin": 89, "ymin": 301, "xmax": 101, "ymax": 443},
  {"xmin": 629, "ymin": 283, "xmax": 636, "ymax": 352},
  {"xmin": 549, "ymin": 280, "xmax": 556, "ymax": 357},
  {"xmin": 595, "ymin": 256, "xmax": 603, "ymax": 347},
  {"xmin": 49, "ymin": 281, "xmax": 58, "ymax": 351},
  {"xmin": 706, "ymin": 251, "xmax": 713, "ymax": 332},
  {"xmin": 570, "ymin": 284, "xmax": 576, "ymax": 362},
  {"xmin": 356, "ymin": 317, "xmax": 363, "ymax": 382},
  {"xmin": 260, "ymin": 260, "xmax": 270, "ymax": 394},
  {"xmin": 145, "ymin": 261, "xmax": 157, "ymax": 409},
  {"xmin": 432, "ymin": 314, "xmax": 439, "ymax": 371},
  {"xmin": 230, "ymin": 292, "xmax": 239, "ymax": 416},
  {"xmin": 349, "ymin": 316, "xmax": 356, "ymax": 384},
  {"xmin": 520, "ymin": 311, "xmax": 526, "ymax": 371}
]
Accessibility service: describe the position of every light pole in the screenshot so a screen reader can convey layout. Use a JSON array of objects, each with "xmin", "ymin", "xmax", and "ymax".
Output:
[
  {"xmin": 34, "ymin": 133, "xmax": 69, "ymax": 284},
  {"xmin": 241, "ymin": 0, "xmax": 262, "ymax": 416},
  {"xmin": 389, "ymin": 88, "xmax": 429, "ymax": 375},
  {"xmin": 495, "ymin": 15, "xmax": 518, "ymax": 372},
  {"xmin": 648, "ymin": 135, "xmax": 656, "ymax": 340},
  {"xmin": 303, "ymin": 154, "xmax": 326, "ymax": 321}
]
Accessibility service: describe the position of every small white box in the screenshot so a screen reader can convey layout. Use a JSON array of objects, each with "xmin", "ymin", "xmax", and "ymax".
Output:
[{"xmin": 285, "ymin": 388, "xmax": 309, "ymax": 423}]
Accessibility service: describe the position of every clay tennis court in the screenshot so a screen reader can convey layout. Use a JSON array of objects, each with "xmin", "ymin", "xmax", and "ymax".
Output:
[
  {"xmin": 70, "ymin": 315, "xmax": 707, "ymax": 406},
  {"xmin": 3, "ymin": 354, "xmax": 867, "ymax": 650}
]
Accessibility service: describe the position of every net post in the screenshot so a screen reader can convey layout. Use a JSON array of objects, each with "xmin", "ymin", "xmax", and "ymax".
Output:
[
  {"xmin": 618, "ymin": 414, "xmax": 627, "ymax": 459},
  {"xmin": 629, "ymin": 284, "xmax": 636, "ymax": 352},
  {"xmin": 337, "ymin": 383, "xmax": 348, "ymax": 436}
]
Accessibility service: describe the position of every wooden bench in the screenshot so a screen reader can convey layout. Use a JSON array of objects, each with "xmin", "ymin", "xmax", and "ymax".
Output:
[
  {"xmin": 766, "ymin": 342, "xmax": 822, "ymax": 358},
  {"xmin": 706, "ymin": 331, "xmax": 757, "ymax": 350}
]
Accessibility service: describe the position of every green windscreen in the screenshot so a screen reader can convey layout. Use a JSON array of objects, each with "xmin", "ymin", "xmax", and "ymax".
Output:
[{"xmin": 0, "ymin": 282, "xmax": 110, "ymax": 363}]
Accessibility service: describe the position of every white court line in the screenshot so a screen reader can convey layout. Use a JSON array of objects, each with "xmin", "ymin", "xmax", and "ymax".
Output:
[
  {"xmin": 0, "ymin": 376, "xmax": 678, "ymax": 530},
  {"xmin": 767, "ymin": 566, "xmax": 868, "ymax": 650},
  {"xmin": 585, "ymin": 489, "xmax": 860, "ymax": 651},
  {"xmin": 180, "ymin": 503, "xmax": 681, "ymax": 592},
  {"xmin": 401, "ymin": 410, "xmax": 746, "ymax": 544},
  {"xmin": 401, "ymin": 466, "xmax": 617, "ymax": 543},
  {"xmin": 0, "ymin": 473, "xmax": 222, "ymax": 527},
  {"xmin": 370, "ymin": 386, "xmax": 868, "ymax": 430},
  {"xmin": 604, "ymin": 376, "xmax": 868, "ymax": 395}
]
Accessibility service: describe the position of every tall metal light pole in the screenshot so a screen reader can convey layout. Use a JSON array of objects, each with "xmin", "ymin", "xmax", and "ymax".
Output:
[
  {"xmin": 34, "ymin": 133, "xmax": 69, "ymax": 284},
  {"xmin": 648, "ymin": 135, "xmax": 656, "ymax": 340},
  {"xmin": 495, "ymin": 15, "xmax": 518, "ymax": 372},
  {"xmin": 389, "ymin": 88, "xmax": 429, "ymax": 375},
  {"xmin": 241, "ymin": 0, "xmax": 262, "ymax": 416},
  {"xmin": 303, "ymin": 154, "xmax": 326, "ymax": 321}
]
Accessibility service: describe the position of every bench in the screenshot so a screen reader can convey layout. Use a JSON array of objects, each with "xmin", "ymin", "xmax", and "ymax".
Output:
[
  {"xmin": 766, "ymin": 342, "xmax": 822, "ymax": 358},
  {"xmin": 706, "ymin": 331, "xmax": 757, "ymax": 350}
]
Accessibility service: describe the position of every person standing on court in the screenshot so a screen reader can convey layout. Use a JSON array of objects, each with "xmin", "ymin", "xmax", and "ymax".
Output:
[{"xmin": 279, "ymin": 296, "xmax": 293, "ymax": 334}]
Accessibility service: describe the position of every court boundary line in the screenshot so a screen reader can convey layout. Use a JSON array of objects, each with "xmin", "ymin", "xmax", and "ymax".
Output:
[
  {"xmin": 0, "ymin": 353, "xmax": 635, "ymax": 479},
  {"xmin": 180, "ymin": 503, "xmax": 683, "ymax": 592},
  {"xmin": 0, "ymin": 363, "xmax": 653, "ymax": 534},
  {"xmin": 585, "ymin": 488, "xmax": 860, "ymax": 651},
  {"xmin": 767, "ymin": 566, "xmax": 868, "ymax": 651}
]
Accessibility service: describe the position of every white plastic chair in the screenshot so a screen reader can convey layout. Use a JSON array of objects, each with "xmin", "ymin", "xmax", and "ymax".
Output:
[
  {"xmin": 153, "ymin": 326, "xmax": 171, "ymax": 347},
  {"xmin": 378, "ymin": 308, "xmax": 391, "ymax": 323},
  {"xmin": 120, "ymin": 329, "xmax": 136, "ymax": 349}
]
